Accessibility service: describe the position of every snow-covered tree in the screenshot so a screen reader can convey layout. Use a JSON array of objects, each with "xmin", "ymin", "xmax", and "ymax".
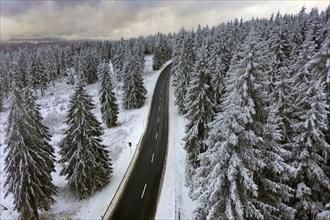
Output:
[
  {"xmin": 9, "ymin": 61, "xmax": 25, "ymax": 90},
  {"xmin": 29, "ymin": 55, "xmax": 48, "ymax": 96},
  {"xmin": 209, "ymin": 32, "xmax": 230, "ymax": 106},
  {"xmin": 4, "ymin": 88, "xmax": 56, "ymax": 220},
  {"xmin": 153, "ymin": 33, "xmax": 172, "ymax": 70},
  {"xmin": 172, "ymin": 31, "xmax": 195, "ymax": 114},
  {"xmin": 16, "ymin": 48, "xmax": 30, "ymax": 89},
  {"xmin": 289, "ymin": 70, "xmax": 330, "ymax": 218},
  {"xmin": 0, "ymin": 84, "xmax": 4, "ymax": 112},
  {"xmin": 112, "ymin": 39, "xmax": 126, "ymax": 82},
  {"xmin": 24, "ymin": 88, "xmax": 55, "ymax": 173},
  {"xmin": 81, "ymin": 49, "xmax": 99, "ymax": 84},
  {"xmin": 122, "ymin": 45, "xmax": 147, "ymax": 110},
  {"xmin": 184, "ymin": 39, "xmax": 216, "ymax": 191},
  {"xmin": 99, "ymin": 60, "xmax": 119, "ymax": 127},
  {"xmin": 193, "ymin": 30, "xmax": 294, "ymax": 220},
  {"xmin": 306, "ymin": 34, "xmax": 330, "ymax": 143},
  {"xmin": 59, "ymin": 81, "xmax": 113, "ymax": 199}
]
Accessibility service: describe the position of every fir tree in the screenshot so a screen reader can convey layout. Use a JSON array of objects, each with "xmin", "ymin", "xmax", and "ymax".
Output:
[
  {"xmin": 112, "ymin": 39, "xmax": 126, "ymax": 82},
  {"xmin": 210, "ymin": 35, "xmax": 230, "ymax": 107},
  {"xmin": 152, "ymin": 33, "xmax": 172, "ymax": 70},
  {"xmin": 29, "ymin": 55, "xmax": 48, "ymax": 97},
  {"xmin": 4, "ymin": 88, "xmax": 56, "ymax": 220},
  {"xmin": 193, "ymin": 30, "xmax": 294, "ymax": 220},
  {"xmin": 9, "ymin": 61, "xmax": 25, "ymax": 90},
  {"xmin": 289, "ymin": 70, "xmax": 330, "ymax": 219},
  {"xmin": 82, "ymin": 49, "xmax": 99, "ymax": 84},
  {"xmin": 172, "ymin": 31, "xmax": 195, "ymax": 114},
  {"xmin": 184, "ymin": 39, "xmax": 216, "ymax": 192},
  {"xmin": 24, "ymin": 88, "xmax": 55, "ymax": 173},
  {"xmin": 0, "ymin": 84, "xmax": 3, "ymax": 112},
  {"xmin": 122, "ymin": 47, "xmax": 147, "ymax": 110},
  {"xmin": 99, "ymin": 60, "xmax": 119, "ymax": 127},
  {"xmin": 306, "ymin": 35, "xmax": 330, "ymax": 143},
  {"xmin": 59, "ymin": 81, "xmax": 113, "ymax": 199}
]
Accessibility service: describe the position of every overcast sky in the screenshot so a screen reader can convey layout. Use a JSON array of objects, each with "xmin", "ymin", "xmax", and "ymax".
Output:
[{"xmin": 0, "ymin": 0, "xmax": 329, "ymax": 41}]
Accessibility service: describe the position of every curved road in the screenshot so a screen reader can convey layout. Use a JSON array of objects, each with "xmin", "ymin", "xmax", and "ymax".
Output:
[{"xmin": 108, "ymin": 63, "xmax": 172, "ymax": 220}]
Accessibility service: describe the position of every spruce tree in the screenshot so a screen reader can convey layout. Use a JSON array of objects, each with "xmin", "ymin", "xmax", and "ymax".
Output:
[
  {"xmin": 59, "ymin": 81, "xmax": 113, "ymax": 199},
  {"xmin": 29, "ymin": 55, "xmax": 48, "ymax": 96},
  {"xmin": 210, "ymin": 36, "xmax": 230, "ymax": 107},
  {"xmin": 4, "ymin": 88, "xmax": 56, "ymax": 220},
  {"xmin": 152, "ymin": 33, "xmax": 172, "ymax": 70},
  {"xmin": 306, "ymin": 35, "xmax": 330, "ymax": 143},
  {"xmin": 184, "ymin": 39, "xmax": 216, "ymax": 193},
  {"xmin": 112, "ymin": 39, "xmax": 126, "ymax": 82},
  {"xmin": 289, "ymin": 68, "xmax": 330, "ymax": 219},
  {"xmin": 82, "ymin": 49, "xmax": 99, "ymax": 84},
  {"xmin": 9, "ymin": 61, "xmax": 25, "ymax": 90},
  {"xmin": 173, "ymin": 32, "xmax": 195, "ymax": 114},
  {"xmin": 99, "ymin": 60, "xmax": 119, "ymax": 127},
  {"xmin": 24, "ymin": 88, "xmax": 55, "ymax": 173},
  {"xmin": 193, "ymin": 30, "xmax": 294, "ymax": 220},
  {"xmin": 122, "ymin": 47, "xmax": 147, "ymax": 110},
  {"xmin": 0, "ymin": 84, "xmax": 3, "ymax": 112}
]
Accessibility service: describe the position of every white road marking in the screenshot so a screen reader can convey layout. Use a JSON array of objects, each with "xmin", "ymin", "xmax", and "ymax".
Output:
[
  {"xmin": 141, "ymin": 184, "xmax": 147, "ymax": 199},
  {"xmin": 156, "ymin": 132, "xmax": 158, "ymax": 140},
  {"xmin": 158, "ymin": 117, "xmax": 160, "ymax": 123},
  {"xmin": 151, "ymin": 153, "xmax": 154, "ymax": 163},
  {"xmin": 159, "ymin": 106, "xmax": 161, "ymax": 111}
]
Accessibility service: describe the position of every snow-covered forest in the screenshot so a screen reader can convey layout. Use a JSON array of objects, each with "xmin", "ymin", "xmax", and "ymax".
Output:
[
  {"xmin": 0, "ymin": 5, "xmax": 330, "ymax": 220},
  {"xmin": 171, "ymin": 6, "xmax": 330, "ymax": 220}
]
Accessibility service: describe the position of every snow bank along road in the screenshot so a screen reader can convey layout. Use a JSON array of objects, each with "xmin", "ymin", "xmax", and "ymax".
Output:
[{"xmin": 107, "ymin": 63, "xmax": 172, "ymax": 220}]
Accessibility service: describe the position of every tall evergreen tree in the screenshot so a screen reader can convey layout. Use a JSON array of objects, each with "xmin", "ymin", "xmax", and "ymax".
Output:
[
  {"xmin": 0, "ymin": 84, "xmax": 3, "ymax": 112},
  {"xmin": 289, "ymin": 66, "xmax": 330, "ymax": 219},
  {"xmin": 152, "ymin": 33, "xmax": 172, "ymax": 70},
  {"xmin": 112, "ymin": 39, "xmax": 126, "ymax": 82},
  {"xmin": 209, "ymin": 32, "xmax": 230, "ymax": 107},
  {"xmin": 29, "ymin": 55, "xmax": 48, "ymax": 96},
  {"xmin": 59, "ymin": 81, "xmax": 112, "ymax": 199},
  {"xmin": 193, "ymin": 30, "xmax": 294, "ymax": 220},
  {"xmin": 16, "ymin": 49, "xmax": 30, "ymax": 88},
  {"xmin": 82, "ymin": 49, "xmax": 99, "ymax": 84},
  {"xmin": 122, "ymin": 47, "xmax": 147, "ymax": 110},
  {"xmin": 306, "ymin": 34, "xmax": 330, "ymax": 143},
  {"xmin": 184, "ymin": 39, "xmax": 216, "ymax": 193},
  {"xmin": 172, "ymin": 31, "xmax": 195, "ymax": 114},
  {"xmin": 4, "ymin": 88, "xmax": 56, "ymax": 220},
  {"xmin": 24, "ymin": 88, "xmax": 55, "ymax": 173},
  {"xmin": 9, "ymin": 61, "xmax": 25, "ymax": 90},
  {"xmin": 99, "ymin": 60, "xmax": 119, "ymax": 127}
]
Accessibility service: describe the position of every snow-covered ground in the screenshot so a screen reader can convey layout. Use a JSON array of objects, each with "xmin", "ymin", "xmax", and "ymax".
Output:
[
  {"xmin": 156, "ymin": 80, "xmax": 196, "ymax": 219},
  {"xmin": 0, "ymin": 56, "xmax": 191, "ymax": 220}
]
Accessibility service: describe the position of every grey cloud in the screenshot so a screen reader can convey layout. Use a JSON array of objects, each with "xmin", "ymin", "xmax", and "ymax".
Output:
[
  {"xmin": 1, "ymin": 0, "xmax": 328, "ymax": 41},
  {"xmin": 51, "ymin": 0, "xmax": 101, "ymax": 9},
  {"xmin": 1, "ymin": 0, "xmax": 43, "ymax": 16},
  {"xmin": 1, "ymin": 0, "xmax": 101, "ymax": 16}
]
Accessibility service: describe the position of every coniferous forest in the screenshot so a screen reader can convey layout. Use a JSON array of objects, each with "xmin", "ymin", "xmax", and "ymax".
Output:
[
  {"xmin": 171, "ymin": 6, "xmax": 330, "ymax": 220},
  {"xmin": 0, "ymin": 5, "xmax": 329, "ymax": 220}
]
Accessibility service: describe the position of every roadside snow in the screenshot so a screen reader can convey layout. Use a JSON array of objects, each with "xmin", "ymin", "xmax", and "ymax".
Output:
[
  {"xmin": 0, "ymin": 55, "xmax": 172, "ymax": 220},
  {"xmin": 155, "ymin": 78, "xmax": 196, "ymax": 219}
]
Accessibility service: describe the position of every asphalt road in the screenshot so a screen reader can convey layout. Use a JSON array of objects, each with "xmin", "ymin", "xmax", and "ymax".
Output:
[{"xmin": 108, "ymin": 63, "xmax": 172, "ymax": 220}]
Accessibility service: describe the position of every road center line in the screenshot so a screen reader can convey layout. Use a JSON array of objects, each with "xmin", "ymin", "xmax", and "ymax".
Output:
[
  {"xmin": 141, "ymin": 184, "xmax": 147, "ymax": 199},
  {"xmin": 151, "ymin": 153, "xmax": 154, "ymax": 163},
  {"xmin": 156, "ymin": 132, "xmax": 158, "ymax": 140},
  {"xmin": 159, "ymin": 106, "xmax": 160, "ymax": 111},
  {"xmin": 158, "ymin": 117, "xmax": 160, "ymax": 123}
]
